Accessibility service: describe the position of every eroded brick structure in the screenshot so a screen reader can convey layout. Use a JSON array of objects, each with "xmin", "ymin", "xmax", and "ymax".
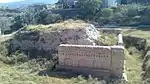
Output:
[{"xmin": 57, "ymin": 44, "xmax": 125, "ymax": 79}]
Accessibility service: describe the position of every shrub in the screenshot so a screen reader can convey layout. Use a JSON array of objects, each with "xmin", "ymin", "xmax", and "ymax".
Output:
[
  {"xmin": 0, "ymin": 41, "xmax": 56, "ymax": 71},
  {"xmin": 0, "ymin": 47, "xmax": 28, "ymax": 64},
  {"xmin": 27, "ymin": 58, "xmax": 55, "ymax": 72},
  {"xmin": 8, "ymin": 51, "xmax": 28, "ymax": 64}
]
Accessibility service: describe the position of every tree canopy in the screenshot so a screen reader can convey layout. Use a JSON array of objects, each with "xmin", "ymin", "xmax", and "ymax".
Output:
[{"xmin": 78, "ymin": 0, "xmax": 102, "ymax": 15}]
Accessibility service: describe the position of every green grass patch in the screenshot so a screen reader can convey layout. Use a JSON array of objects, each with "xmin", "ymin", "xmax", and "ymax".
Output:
[{"xmin": 25, "ymin": 19, "xmax": 89, "ymax": 31}]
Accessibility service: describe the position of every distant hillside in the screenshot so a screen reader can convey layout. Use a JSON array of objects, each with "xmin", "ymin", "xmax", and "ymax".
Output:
[{"xmin": 0, "ymin": 0, "xmax": 58, "ymax": 9}]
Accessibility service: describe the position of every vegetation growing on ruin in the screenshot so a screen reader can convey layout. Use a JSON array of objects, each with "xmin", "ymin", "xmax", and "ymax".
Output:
[
  {"xmin": 25, "ymin": 20, "xmax": 89, "ymax": 31},
  {"xmin": 95, "ymin": 33, "xmax": 118, "ymax": 46}
]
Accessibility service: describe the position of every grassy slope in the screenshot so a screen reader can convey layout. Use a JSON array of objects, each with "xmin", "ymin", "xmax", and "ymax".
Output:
[
  {"xmin": 0, "ymin": 61, "xmax": 105, "ymax": 84},
  {"xmin": 125, "ymin": 49, "xmax": 142, "ymax": 84},
  {"xmin": 122, "ymin": 28, "xmax": 150, "ymax": 84},
  {"xmin": 0, "ymin": 28, "xmax": 149, "ymax": 84},
  {"xmin": 0, "ymin": 61, "xmax": 72, "ymax": 84}
]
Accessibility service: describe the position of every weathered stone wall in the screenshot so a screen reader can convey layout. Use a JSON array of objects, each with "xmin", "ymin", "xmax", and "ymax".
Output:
[
  {"xmin": 57, "ymin": 44, "xmax": 125, "ymax": 78},
  {"xmin": 111, "ymin": 46, "xmax": 124, "ymax": 77}
]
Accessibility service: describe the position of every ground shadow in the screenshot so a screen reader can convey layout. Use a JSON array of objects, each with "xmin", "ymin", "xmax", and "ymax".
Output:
[
  {"xmin": 38, "ymin": 69, "xmax": 89, "ymax": 79},
  {"xmin": 38, "ymin": 69, "xmax": 126, "ymax": 84}
]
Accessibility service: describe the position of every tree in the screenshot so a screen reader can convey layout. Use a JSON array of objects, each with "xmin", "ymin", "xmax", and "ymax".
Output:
[
  {"xmin": 45, "ymin": 13, "xmax": 62, "ymax": 24},
  {"xmin": 57, "ymin": 0, "xmax": 70, "ymax": 8},
  {"xmin": 128, "ymin": 0, "xmax": 150, "ymax": 4},
  {"xmin": 101, "ymin": 8, "xmax": 113, "ymax": 18},
  {"xmin": 78, "ymin": 0, "xmax": 102, "ymax": 15},
  {"xmin": 10, "ymin": 16, "xmax": 23, "ymax": 32}
]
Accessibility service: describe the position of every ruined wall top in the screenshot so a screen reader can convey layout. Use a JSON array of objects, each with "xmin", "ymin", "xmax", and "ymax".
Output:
[{"xmin": 59, "ymin": 44, "xmax": 124, "ymax": 49}]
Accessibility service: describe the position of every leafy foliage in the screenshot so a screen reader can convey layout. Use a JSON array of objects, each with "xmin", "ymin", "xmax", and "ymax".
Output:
[
  {"xmin": 101, "ymin": 4, "xmax": 150, "ymax": 26},
  {"xmin": 0, "ymin": 8, "xmax": 21, "ymax": 34},
  {"xmin": 101, "ymin": 8, "xmax": 113, "ymax": 18},
  {"xmin": 10, "ymin": 16, "xmax": 24, "ymax": 32},
  {"xmin": 78, "ymin": 0, "xmax": 102, "ymax": 18}
]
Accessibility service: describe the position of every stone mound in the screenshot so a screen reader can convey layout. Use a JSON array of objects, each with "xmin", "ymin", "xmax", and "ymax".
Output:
[{"xmin": 9, "ymin": 20, "xmax": 100, "ymax": 57}]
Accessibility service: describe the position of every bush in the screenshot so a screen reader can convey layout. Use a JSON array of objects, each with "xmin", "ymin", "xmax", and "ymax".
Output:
[
  {"xmin": 27, "ymin": 58, "xmax": 55, "ymax": 72},
  {"xmin": 0, "ymin": 41, "xmax": 56, "ymax": 71},
  {"xmin": 0, "ymin": 47, "xmax": 28, "ymax": 64},
  {"xmin": 8, "ymin": 51, "xmax": 28, "ymax": 64}
]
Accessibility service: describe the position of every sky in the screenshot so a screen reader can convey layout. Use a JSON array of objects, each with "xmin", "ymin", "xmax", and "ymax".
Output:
[
  {"xmin": 0, "ymin": 0, "xmax": 24, "ymax": 3},
  {"xmin": 0, "ymin": 0, "xmax": 58, "ymax": 3}
]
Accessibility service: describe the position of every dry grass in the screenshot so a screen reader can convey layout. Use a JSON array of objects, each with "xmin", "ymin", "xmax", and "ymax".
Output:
[{"xmin": 26, "ymin": 19, "xmax": 89, "ymax": 31}]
